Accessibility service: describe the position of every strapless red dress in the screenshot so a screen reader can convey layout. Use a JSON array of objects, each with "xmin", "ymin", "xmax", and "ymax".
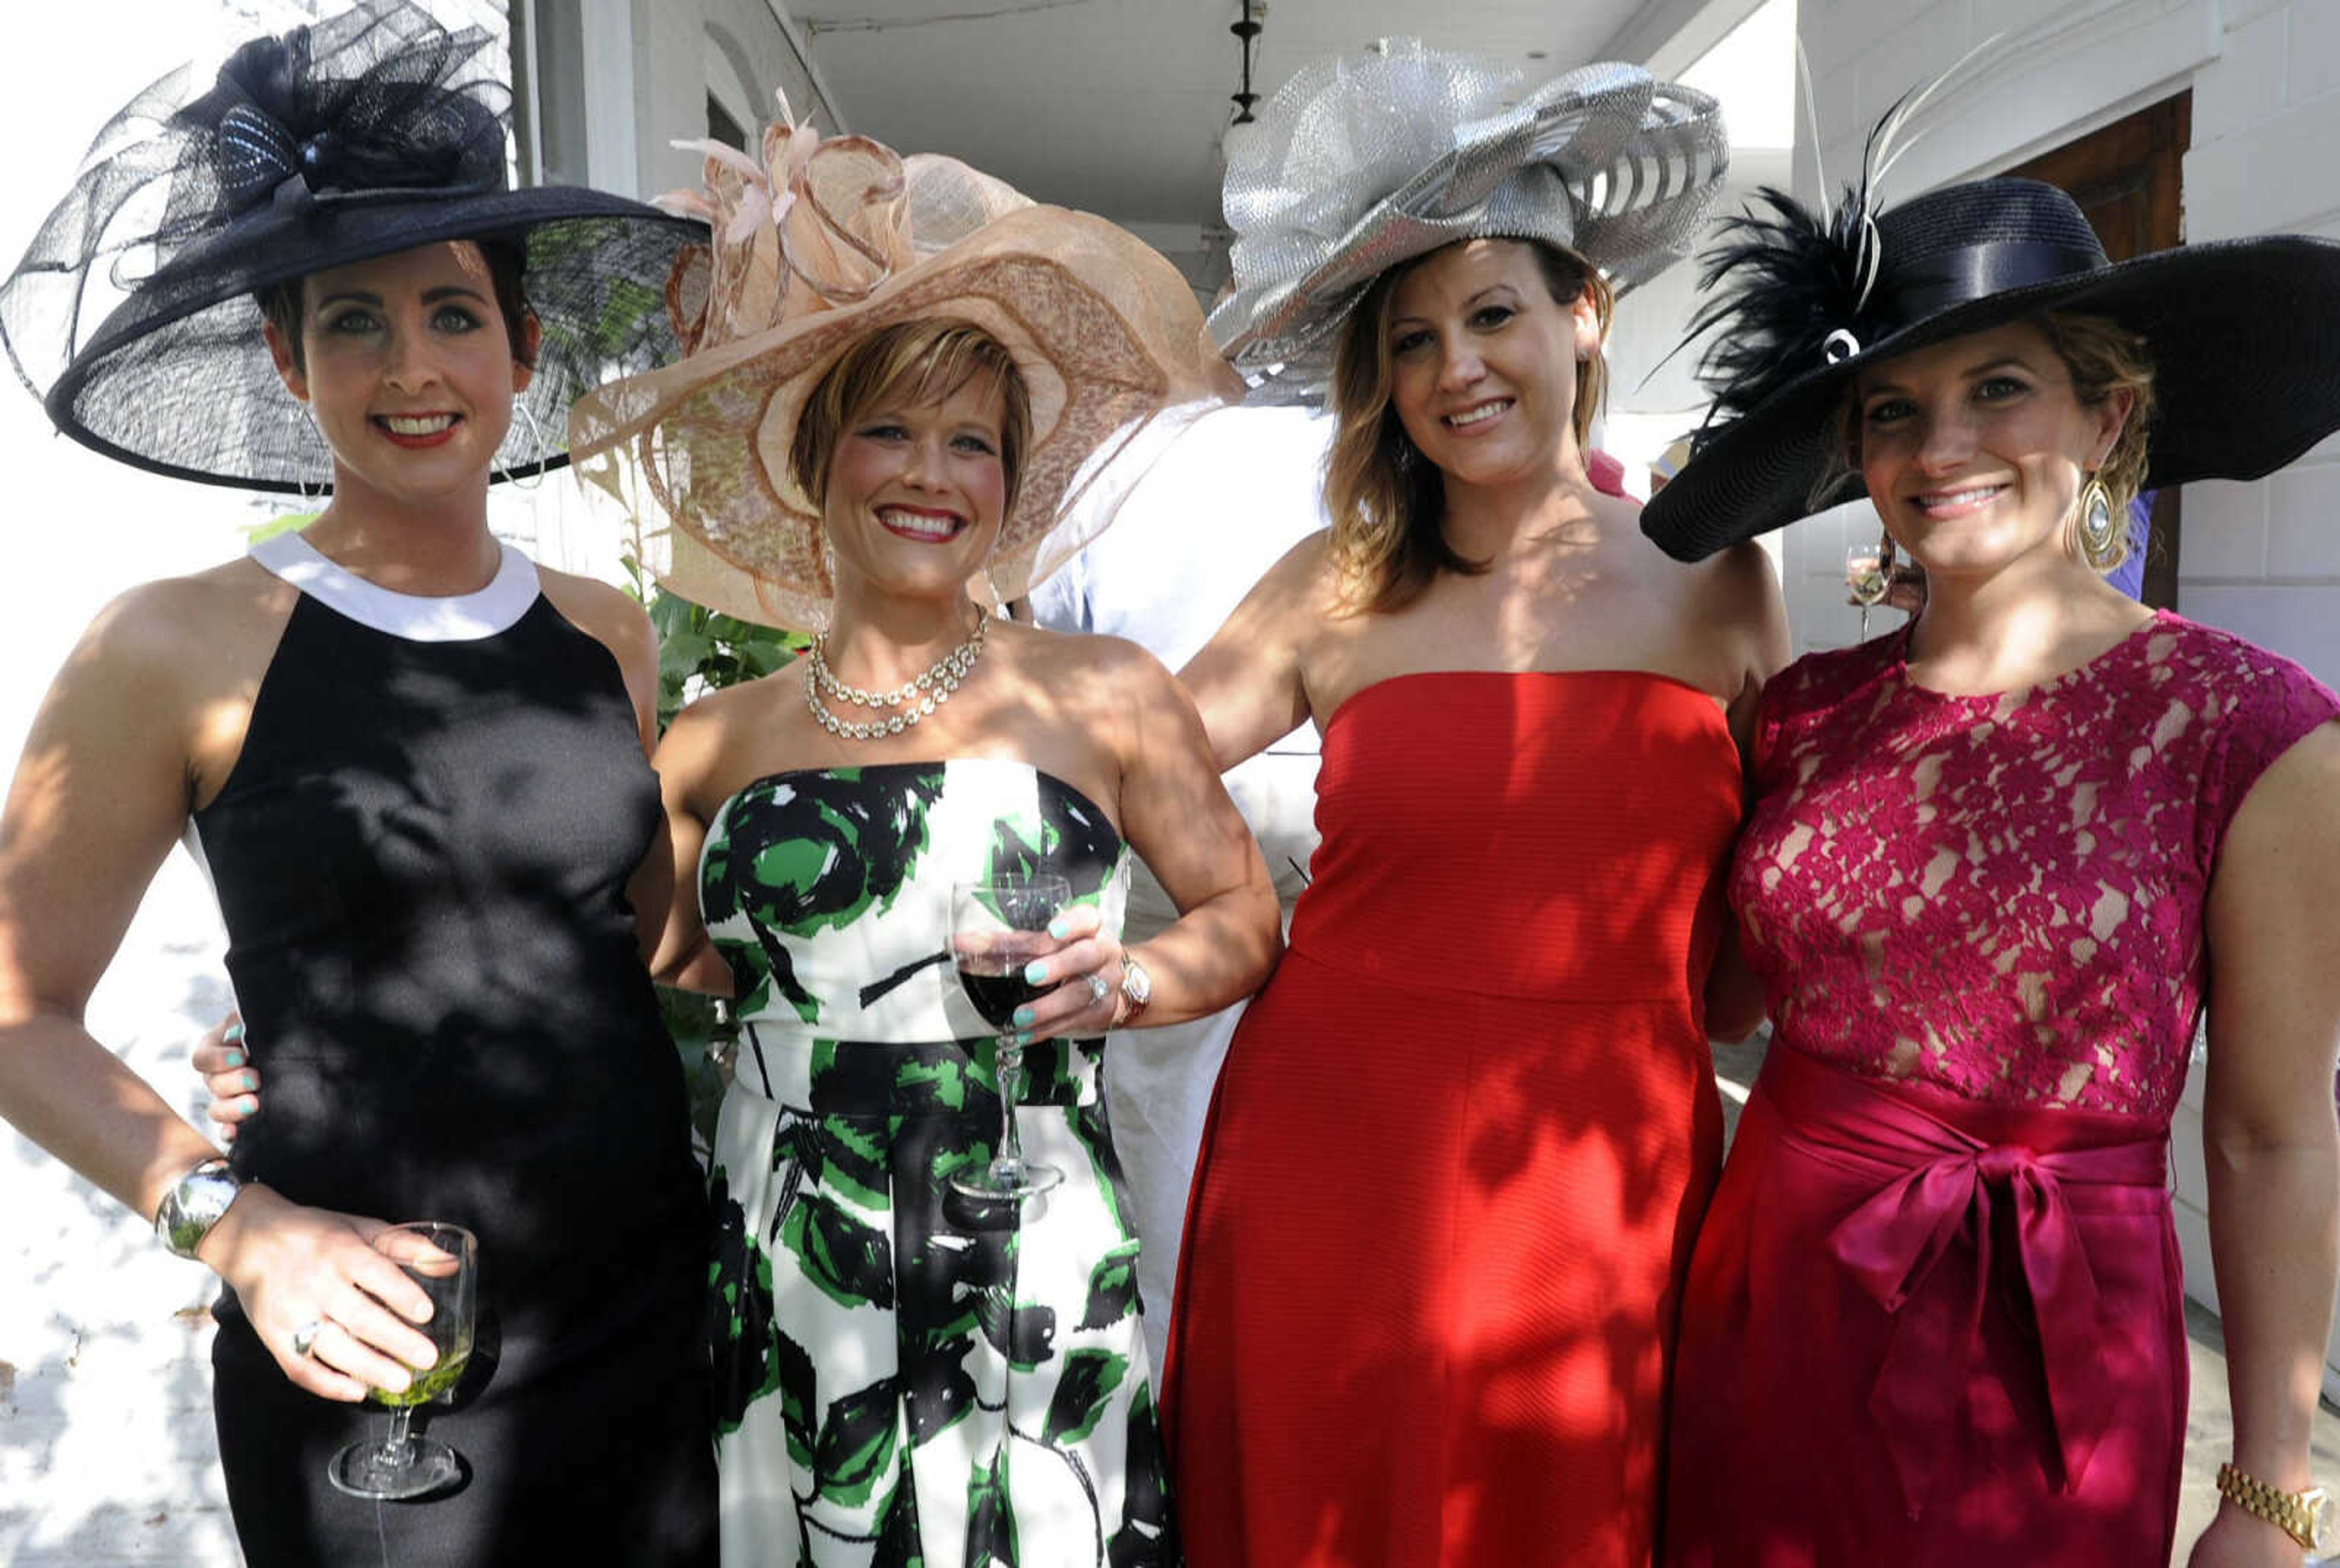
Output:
[{"xmin": 1165, "ymin": 670, "xmax": 1744, "ymax": 1567}]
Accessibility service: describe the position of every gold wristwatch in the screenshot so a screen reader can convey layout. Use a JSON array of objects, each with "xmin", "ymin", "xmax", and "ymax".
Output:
[{"xmin": 2216, "ymin": 1461, "xmax": 2331, "ymax": 1551}]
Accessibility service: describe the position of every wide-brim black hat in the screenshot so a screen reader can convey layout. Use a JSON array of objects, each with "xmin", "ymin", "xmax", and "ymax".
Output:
[
  {"xmin": 1640, "ymin": 176, "xmax": 2340, "ymax": 561},
  {"xmin": 0, "ymin": 0, "xmax": 704, "ymax": 493}
]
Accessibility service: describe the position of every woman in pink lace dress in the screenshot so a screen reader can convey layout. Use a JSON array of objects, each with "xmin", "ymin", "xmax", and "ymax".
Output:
[{"xmin": 1641, "ymin": 176, "xmax": 2340, "ymax": 1567}]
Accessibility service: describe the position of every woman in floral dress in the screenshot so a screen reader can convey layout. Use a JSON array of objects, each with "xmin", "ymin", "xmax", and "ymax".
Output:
[{"xmin": 565, "ymin": 116, "xmax": 1278, "ymax": 1566}]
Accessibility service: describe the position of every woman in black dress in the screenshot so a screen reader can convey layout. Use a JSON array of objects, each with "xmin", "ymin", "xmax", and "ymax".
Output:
[{"xmin": 0, "ymin": 5, "xmax": 716, "ymax": 1560}]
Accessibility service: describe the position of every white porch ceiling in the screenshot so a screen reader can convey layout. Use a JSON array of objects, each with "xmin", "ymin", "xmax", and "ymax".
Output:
[{"xmin": 795, "ymin": 0, "xmax": 1678, "ymax": 232}]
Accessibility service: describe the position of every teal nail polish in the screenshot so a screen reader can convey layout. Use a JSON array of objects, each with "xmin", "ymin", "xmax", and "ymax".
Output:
[
  {"xmin": 1012, "ymin": 1006, "xmax": 1036, "ymax": 1027},
  {"xmin": 1048, "ymin": 918, "xmax": 1071, "ymax": 940},
  {"xmin": 1024, "ymin": 960, "xmax": 1048, "ymax": 985},
  {"xmin": 1012, "ymin": 1030, "xmax": 1032, "ymax": 1047},
  {"xmin": 223, "ymin": 1022, "xmax": 246, "ymax": 1045},
  {"xmin": 238, "ymin": 1071, "xmax": 259, "ymax": 1092},
  {"xmin": 222, "ymin": 1050, "xmax": 245, "ymax": 1070}
]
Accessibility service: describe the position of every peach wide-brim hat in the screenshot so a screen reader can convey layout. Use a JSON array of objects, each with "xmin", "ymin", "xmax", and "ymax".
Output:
[{"xmin": 568, "ymin": 101, "xmax": 1243, "ymax": 630}]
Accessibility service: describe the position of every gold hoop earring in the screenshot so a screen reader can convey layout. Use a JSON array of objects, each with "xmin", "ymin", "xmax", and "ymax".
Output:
[{"xmin": 2074, "ymin": 473, "xmax": 2121, "ymax": 572}]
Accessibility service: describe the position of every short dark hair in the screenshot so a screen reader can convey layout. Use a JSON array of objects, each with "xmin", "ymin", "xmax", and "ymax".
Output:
[{"xmin": 255, "ymin": 236, "xmax": 534, "ymax": 371}]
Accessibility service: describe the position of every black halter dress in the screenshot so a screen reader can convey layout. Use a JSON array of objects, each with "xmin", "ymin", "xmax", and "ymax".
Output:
[{"xmin": 193, "ymin": 533, "xmax": 715, "ymax": 1565}]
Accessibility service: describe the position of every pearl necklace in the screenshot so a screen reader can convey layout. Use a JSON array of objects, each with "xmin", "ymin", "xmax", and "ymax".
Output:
[{"xmin": 804, "ymin": 609, "xmax": 987, "ymax": 742}]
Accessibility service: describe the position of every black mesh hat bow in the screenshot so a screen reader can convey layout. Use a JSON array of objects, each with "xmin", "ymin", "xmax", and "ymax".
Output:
[
  {"xmin": 1639, "ymin": 165, "xmax": 2340, "ymax": 561},
  {"xmin": 0, "ymin": 0, "xmax": 705, "ymax": 492}
]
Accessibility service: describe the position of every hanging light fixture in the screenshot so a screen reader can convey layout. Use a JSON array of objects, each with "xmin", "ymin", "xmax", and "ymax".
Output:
[{"xmin": 1230, "ymin": 1, "xmax": 1262, "ymax": 125}]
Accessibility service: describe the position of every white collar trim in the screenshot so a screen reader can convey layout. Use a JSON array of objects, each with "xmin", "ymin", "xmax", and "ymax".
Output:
[{"xmin": 251, "ymin": 530, "xmax": 539, "ymax": 642}]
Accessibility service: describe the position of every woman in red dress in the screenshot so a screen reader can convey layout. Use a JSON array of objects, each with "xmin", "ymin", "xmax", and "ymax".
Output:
[
  {"xmin": 1165, "ymin": 44, "xmax": 1787, "ymax": 1567},
  {"xmin": 1642, "ymin": 169, "xmax": 2340, "ymax": 1566}
]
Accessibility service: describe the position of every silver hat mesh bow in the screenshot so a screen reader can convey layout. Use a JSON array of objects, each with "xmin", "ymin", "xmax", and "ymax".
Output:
[{"xmin": 1210, "ymin": 43, "xmax": 1729, "ymax": 392}]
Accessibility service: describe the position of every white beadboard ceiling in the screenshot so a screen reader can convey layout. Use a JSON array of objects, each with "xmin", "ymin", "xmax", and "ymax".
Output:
[{"xmin": 792, "ymin": 0, "xmax": 1681, "ymax": 231}]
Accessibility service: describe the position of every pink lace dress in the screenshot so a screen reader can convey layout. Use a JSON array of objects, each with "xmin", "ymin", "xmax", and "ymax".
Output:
[{"xmin": 1664, "ymin": 611, "xmax": 2340, "ymax": 1568}]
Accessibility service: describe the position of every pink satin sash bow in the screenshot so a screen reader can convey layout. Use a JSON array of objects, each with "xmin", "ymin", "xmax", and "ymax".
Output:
[{"xmin": 1765, "ymin": 1048, "xmax": 2169, "ymax": 1518}]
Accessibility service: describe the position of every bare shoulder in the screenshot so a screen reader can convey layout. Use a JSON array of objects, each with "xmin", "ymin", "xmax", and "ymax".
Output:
[
  {"xmin": 1693, "ymin": 539, "xmax": 1785, "ymax": 621},
  {"xmin": 73, "ymin": 556, "xmax": 293, "ymax": 688},
  {"xmin": 662, "ymin": 667, "xmax": 785, "ymax": 756},
  {"xmin": 1652, "ymin": 534, "xmax": 1787, "ymax": 651},
  {"xmin": 2244, "ymin": 717, "xmax": 2340, "ymax": 813},
  {"xmin": 536, "ymin": 564, "xmax": 654, "ymax": 662},
  {"xmin": 1258, "ymin": 529, "xmax": 1342, "ymax": 611},
  {"xmin": 658, "ymin": 664, "xmax": 803, "ymax": 807},
  {"xmin": 1013, "ymin": 620, "xmax": 1173, "ymax": 688},
  {"xmin": 1001, "ymin": 623, "xmax": 1193, "ymax": 763},
  {"xmin": 1221, "ymin": 528, "xmax": 1352, "ymax": 654}
]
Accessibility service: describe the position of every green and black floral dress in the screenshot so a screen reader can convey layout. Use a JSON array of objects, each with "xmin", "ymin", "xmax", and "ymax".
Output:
[{"xmin": 700, "ymin": 758, "xmax": 1172, "ymax": 1568}]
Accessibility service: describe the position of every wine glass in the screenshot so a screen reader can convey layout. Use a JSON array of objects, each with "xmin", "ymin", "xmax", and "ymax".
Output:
[
  {"xmin": 1845, "ymin": 538, "xmax": 1892, "ymax": 636},
  {"xmin": 949, "ymin": 874, "xmax": 1070, "ymax": 1201},
  {"xmin": 327, "ymin": 1221, "xmax": 477, "ymax": 1500},
  {"xmin": 1845, "ymin": 541, "xmax": 1891, "ymax": 606}
]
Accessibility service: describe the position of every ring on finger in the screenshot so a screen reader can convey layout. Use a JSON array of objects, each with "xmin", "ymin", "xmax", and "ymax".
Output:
[
  {"xmin": 1085, "ymin": 971, "xmax": 1112, "ymax": 1006},
  {"xmin": 291, "ymin": 1318, "xmax": 325, "ymax": 1359}
]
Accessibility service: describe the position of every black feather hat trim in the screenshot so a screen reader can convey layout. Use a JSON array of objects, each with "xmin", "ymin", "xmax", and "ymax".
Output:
[{"xmin": 1642, "ymin": 171, "xmax": 2340, "ymax": 562}]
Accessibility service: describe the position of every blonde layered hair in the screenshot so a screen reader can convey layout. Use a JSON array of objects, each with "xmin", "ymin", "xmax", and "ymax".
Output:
[
  {"xmin": 790, "ymin": 319, "xmax": 1035, "ymax": 519},
  {"xmin": 1323, "ymin": 241, "xmax": 1615, "ymax": 614}
]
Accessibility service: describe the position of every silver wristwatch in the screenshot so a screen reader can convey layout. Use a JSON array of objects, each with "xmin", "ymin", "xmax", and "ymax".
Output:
[{"xmin": 155, "ymin": 1157, "xmax": 243, "ymax": 1260}]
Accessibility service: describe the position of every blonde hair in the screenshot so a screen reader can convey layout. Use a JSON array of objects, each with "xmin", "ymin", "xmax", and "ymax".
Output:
[
  {"xmin": 790, "ymin": 318, "xmax": 1033, "ymax": 516},
  {"xmin": 1322, "ymin": 240, "xmax": 1615, "ymax": 615},
  {"xmin": 1826, "ymin": 310, "xmax": 2158, "ymax": 572}
]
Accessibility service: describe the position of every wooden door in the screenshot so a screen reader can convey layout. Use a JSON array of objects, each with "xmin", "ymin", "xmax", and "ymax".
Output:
[{"xmin": 2007, "ymin": 94, "xmax": 2191, "ymax": 608}]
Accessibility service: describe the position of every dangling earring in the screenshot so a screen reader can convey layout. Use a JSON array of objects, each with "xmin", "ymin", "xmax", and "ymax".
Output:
[
  {"xmin": 2075, "ymin": 472, "xmax": 2121, "ymax": 572},
  {"xmin": 815, "ymin": 533, "xmax": 839, "ymax": 634},
  {"xmin": 295, "ymin": 406, "xmax": 327, "ymax": 508}
]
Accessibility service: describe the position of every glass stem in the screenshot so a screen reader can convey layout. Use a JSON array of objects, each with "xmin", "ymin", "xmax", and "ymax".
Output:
[
  {"xmin": 996, "ymin": 1032, "xmax": 1026, "ymax": 1171},
  {"xmin": 378, "ymin": 1405, "xmax": 415, "ymax": 1469}
]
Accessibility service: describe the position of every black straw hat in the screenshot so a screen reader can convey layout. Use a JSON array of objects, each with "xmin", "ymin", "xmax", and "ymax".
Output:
[
  {"xmin": 0, "ymin": 0, "xmax": 704, "ymax": 493},
  {"xmin": 1640, "ymin": 175, "xmax": 2340, "ymax": 561}
]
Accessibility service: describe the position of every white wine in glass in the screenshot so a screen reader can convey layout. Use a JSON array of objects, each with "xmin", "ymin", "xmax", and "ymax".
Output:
[{"xmin": 327, "ymin": 1221, "xmax": 477, "ymax": 1500}]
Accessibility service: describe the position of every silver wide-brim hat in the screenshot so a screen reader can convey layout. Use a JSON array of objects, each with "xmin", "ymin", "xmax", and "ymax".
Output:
[{"xmin": 1210, "ymin": 42, "xmax": 1729, "ymax": 394}]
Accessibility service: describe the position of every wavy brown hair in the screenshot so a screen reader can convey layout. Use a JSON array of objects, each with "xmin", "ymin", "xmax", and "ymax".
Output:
[{"xmin": 1322, "ymin": 239, "xmax": 1614, "ymax": 615}]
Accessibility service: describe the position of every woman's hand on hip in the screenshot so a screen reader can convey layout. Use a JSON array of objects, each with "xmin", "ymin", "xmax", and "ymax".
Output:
[{"xmin": 191, "ymin": 1011, "xmax": 260, "ymax": 1139}]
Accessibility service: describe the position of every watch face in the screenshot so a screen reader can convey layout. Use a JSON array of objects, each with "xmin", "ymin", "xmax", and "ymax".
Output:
[
  {"xmin": 2309, "ymin": 1491, "xmax": 2332, "ymax": 1552},
  {"xmin": 1123, "ymin": 957, "xmax": 1150, "ymax": 1004}
]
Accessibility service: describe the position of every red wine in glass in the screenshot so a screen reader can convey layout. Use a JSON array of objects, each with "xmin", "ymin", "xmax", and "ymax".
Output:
[
  {"xmin": 949, "ymin": 875, "xmax": 1069, "ymax": 1200},
  {"xmin": 956, "ymin": 949, "xmax": 1051, "ymax": 1034}
]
